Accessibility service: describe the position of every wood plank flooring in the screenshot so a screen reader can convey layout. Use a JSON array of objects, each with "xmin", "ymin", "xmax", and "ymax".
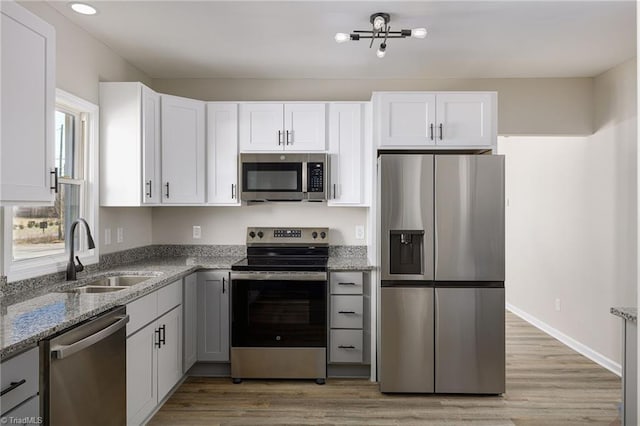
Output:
[{"xmin": 149, "ymin": 312, "xmax": 621, "ymax": 425}]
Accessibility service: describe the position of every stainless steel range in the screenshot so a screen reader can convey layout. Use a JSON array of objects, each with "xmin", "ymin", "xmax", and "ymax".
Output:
[{"xmin": 230, "ymin": 227, "xmax": 329, "ymax": 384}]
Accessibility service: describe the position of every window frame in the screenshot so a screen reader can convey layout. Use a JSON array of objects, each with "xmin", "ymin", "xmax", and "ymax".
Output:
[{"xmin": 3, "ymin": 89, "xmax": 99, "ymax": 282}]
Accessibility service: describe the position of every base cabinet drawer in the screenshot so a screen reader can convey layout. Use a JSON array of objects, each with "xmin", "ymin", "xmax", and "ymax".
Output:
[
  {"xmin": 330, "ymin": 272, "xmax": 363, "ymax": 295},
  {"xmin": 330, "ymin": 330, "xmax": 363, "ymax": 363},
  {"xmin": 0, "ymin": 347, "xmax": 39, "ymax": 416},
  {"xmin": 330, "ymin": 295, "xmax": 363, "ymax": 328}
]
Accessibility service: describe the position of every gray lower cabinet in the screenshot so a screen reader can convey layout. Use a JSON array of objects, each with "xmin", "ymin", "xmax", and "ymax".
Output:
[
  {"xmin": 328, "ymin": 271, "xmax": 370, "ymax": 374},
  {"xmin": 183, "ymin": 273, "xmax": 198, "ymax": 372},
  {"xmin": 0, "ymin": 347, "xmax": 39, "ymax": 421},
  {"xmin": 623, "ymin": 320, "xmax": 637, "ymax": 425},
  {"xmin": 197, "ymin": 271, "xmax": 230, "ymax": 362}
]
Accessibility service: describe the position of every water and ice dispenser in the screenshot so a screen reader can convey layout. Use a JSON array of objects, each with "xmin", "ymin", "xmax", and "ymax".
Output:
[{"xmin": 389, "ymin": 230, "xmax": 425, "ymax": 275}]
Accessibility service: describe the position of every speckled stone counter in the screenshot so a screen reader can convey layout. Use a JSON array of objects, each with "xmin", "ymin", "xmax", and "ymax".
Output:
[
  {"xmin": 327, "ymin": 256, "xmax": 374, "ymax": 271},
  {"xmin": 0, "ymin": 255, "xmax": 241, "ymax": 360},
  {"xmin": 611, "ymin": 307, "xmax": 638, "ymax": 323}
]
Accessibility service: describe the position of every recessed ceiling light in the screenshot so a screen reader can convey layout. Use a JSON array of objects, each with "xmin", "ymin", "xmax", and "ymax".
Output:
[{"xmin": 70, "ymin": 2, "xmax": 97, "ymax": 15}]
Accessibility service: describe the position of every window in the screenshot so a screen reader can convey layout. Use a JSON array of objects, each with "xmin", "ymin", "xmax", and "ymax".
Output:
[{"xmin": 3, "ymin": 90, "xmax": 99, "ymax": 281}]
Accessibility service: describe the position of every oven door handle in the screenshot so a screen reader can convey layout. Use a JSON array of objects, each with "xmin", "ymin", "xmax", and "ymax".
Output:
[{"xmin": 231, "ymin": 272, "xmax": 327, "ymax": 281}]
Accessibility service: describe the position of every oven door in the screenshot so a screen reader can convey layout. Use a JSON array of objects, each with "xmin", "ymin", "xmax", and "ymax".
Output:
[
  {"xmin": 231, "ymin": 272, "xmax": 327, "ymax": 348},
  {"xmin": 241, "ymin": 161, "xmax": 304, "ymax": 201}
]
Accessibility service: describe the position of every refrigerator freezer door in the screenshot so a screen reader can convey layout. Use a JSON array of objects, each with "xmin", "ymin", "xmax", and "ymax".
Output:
[
  {"xmin": 435, "ymin": 155, "xmax": 505, "ymax": 281},
  {"xmin": 380, "ymin": 154, "xmax": 434, "ymax": 281},
  {"xmin": 435, "ymin": 287, "xmax": 505, "ymax": 394},
  {"xmin": 380, "ymin": 286, "xmax": 434, "ymax": 393}
]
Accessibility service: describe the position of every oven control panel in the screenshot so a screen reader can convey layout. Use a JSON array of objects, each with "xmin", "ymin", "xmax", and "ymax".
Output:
[{"xmin": 247, "ymin": 227, "xmax": 329, "ymax": 245}]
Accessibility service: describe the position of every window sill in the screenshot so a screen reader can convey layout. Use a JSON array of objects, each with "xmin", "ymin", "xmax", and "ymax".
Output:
[{"xmin": 6, "ymin": 250, "xmax": 98, "ymax": 283}]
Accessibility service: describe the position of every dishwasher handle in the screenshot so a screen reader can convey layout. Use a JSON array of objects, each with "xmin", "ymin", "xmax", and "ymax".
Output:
[{"xmin": 51, "ymin": 315, "xmax": 130, "ymax": 360}]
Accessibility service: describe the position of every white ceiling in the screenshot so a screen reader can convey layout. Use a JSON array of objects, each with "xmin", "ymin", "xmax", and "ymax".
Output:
[{"xmin": 47, "ymin": 1, "xmax": 636, "ymax": 79}]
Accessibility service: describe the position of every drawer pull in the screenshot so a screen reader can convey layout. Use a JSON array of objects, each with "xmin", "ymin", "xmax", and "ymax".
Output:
[
  {"xmin": 338, "ymin": 345, "xmax": 356, "ymax": 349},
  {"xmin": 0, "ymin": 379, "xmax": 26, "ymax": 397},
  {"xmin": 338, "ymin": 282, "xmax": 357, "ymax": 286},
  {"xmin": 338, "ymin": 310, "xmax": 356, "ymax": 314}
]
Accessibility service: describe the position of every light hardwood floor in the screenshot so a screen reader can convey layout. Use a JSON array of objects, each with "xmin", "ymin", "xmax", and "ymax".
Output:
[{"xmin": 149, "ymin": 312, "xmax": 621, "ymax": 425}]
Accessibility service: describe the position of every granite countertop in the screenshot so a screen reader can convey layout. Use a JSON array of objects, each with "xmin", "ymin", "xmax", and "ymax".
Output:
[
  {"xmin": 0, "ymin": 253, "xmax": 372, "ymax": 360},
  {"xmin": 611, "ymin": 307, "xmax": 637, "ymax": 323}
]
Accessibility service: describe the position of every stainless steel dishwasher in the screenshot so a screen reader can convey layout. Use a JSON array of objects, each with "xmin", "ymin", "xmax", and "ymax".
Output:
[{"xmin": 41, "ymin": 306, "xmax": 129, "ymax": 425}]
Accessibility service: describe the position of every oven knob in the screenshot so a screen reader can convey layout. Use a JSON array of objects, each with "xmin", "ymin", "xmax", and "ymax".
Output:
[
  {"xmin": 257, "ymin": 231, "xmax": 264, "ymax": 239},
  {"xmin": 276, "ymin": 335, "xmax": 281, "ymax": 341},
  {"xmin": 312, "ymin": 231, "xmax": 318, "ymax": 239},
  {"xmin": 320, "ymin": 232, "xmax": 326, "ymax": 239},
  {"xmin": 249, "ymin": 231, "xmax": 256, "ymax": 239}
]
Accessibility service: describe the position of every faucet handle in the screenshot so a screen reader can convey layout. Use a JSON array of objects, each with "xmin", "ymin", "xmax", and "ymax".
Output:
[{"xmin": 75, "ymin": 256, "xmax": 84, "ymax": 273}]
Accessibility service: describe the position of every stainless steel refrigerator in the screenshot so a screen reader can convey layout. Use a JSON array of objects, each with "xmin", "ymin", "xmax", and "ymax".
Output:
[{"xmin": 379, "ymin": 154, "xmax": 505, "ymax": 394}]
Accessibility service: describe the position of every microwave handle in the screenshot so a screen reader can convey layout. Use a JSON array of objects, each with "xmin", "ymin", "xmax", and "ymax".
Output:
[{"xmin": 302, "ymin": 162, "xmax": 307, "ymax": 193}]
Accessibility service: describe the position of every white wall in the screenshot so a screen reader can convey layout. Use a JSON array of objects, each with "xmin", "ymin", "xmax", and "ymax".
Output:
[
  {"xmin": 152, "ymin": 206, "xmax": 368, "ymax": 246},
  {"xmin": 153, "ymin": 77, "xmax": 594, "ymax": 136},
  {"xmin": 15, "ymin": 2, "xmax": 155, "ymax": 256},
  {"xmin": 499, "ymin": 58, "xmax": 637, "ymax": 369}
]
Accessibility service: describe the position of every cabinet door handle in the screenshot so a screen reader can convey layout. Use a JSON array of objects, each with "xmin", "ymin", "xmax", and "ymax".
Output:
[
  {"xmin": 333, "ymin": 184, "xmax": 336, "ymax": 199},
  {"xmin": 159, "ymin": 324, "xmax": 166, "ymax": 346},
  {"xmin": 155, "ymin": 328, "xmax": 162, "ymax": 348},
  {"xmin": 338, "ymin": 310, "xmax": 356, "ymax": 314},
  {"xmin": 50, "ymin": 167, "xmax": 59, "ymax": 193},
  {"xmin": 278, "ymin": 130, "xmax": 283, "ymax": 145},
  {"xmin": 439, "ymin": 123, "xmax": 443, "ymax": 140},
  {"xmin": 222, "ymin": 277, "xmax": 226, "ymax": 294},
  {"xmin": 338, "ymin": 282, "xmax": 356, "ymax": 286},
  {"xmin": 146, "ymin": 180, "xmax": 152, "ymax": 198},
  {"xmin": 165, "ymin": 182, "xmax": 170, "ymax": 198},
  {"xmin": 429, "ymin": 123, "xmax": 434, "ymax": 140},
  {"xmin": 338, "ymin": 345, "xmax": 355, "ymax": 349},
  {"xmin": 231, "ymin": 184, "xmax": 235, "ymax": 199},
  {"xmin": 0, "ymin": 379, "xmax": 26, "ymax": 397},
  {"xmin": 286, "ymin": 130, "xmax": 292, "ymax": 145}
]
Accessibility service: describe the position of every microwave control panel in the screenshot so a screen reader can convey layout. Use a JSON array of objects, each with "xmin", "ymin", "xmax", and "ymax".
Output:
[{"xmin": 307, "ymin": 162, "xmax": 324, "ymax": 192}]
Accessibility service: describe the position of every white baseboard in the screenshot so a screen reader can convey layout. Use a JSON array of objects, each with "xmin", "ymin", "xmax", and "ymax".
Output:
[{"xmin": 506, "ymin": 303, "xmax": 622, "ymax": 377}]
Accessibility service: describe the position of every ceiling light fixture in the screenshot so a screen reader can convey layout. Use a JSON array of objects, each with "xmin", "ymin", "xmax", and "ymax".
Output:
[
  {"xmin": 69, "ymin": 2, "xmax": 97, "ymax": 15},
  {"xmin": 335, "ymin": 12, "xmax": 426, "ymax": 58}
]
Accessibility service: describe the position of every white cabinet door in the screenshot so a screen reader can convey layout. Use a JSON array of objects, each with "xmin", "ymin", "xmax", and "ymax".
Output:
[
  {"xmin": 183, "ymin": 273, "xmax": 197, "ymax": 373},
  {"xmin": 328, "ymin": 103, "xmax": 363, "ymax": 205},
  {"xmin": 283, "ymin": 104, "xmax": 326, "ymax": 151},
  {"xmin": 127, "ymin": 322, "xmax": 157, "ymax": 426},
  {"xmin": 157, "ymin": 306, "xmax": 183, "ymax": 401},
  {"xmin": 142, "ymin": 86, "xmax": 161, "ymax": 204},
  {"xmin": 161, "ymin": 94, "xmax": 205, "ymax": 204},
  {"xmin": 207, "ymin": 103, "xmax": 240, "ymax": 205},
  {"xmin": 377, "ymin": 93, "xmax": 436, "ymax": 147},
  {"xmin": 239, "ymin": 103, "xmax": 284, "ymax": 151},
  {"xmin": 0, "ymin": 1, "xmax": 55, "ymax": 205},
  {"xmin": 435, "ymin": 93, "xmax": 495, "ymax": 147},
  {"xmin": 197, "ymin": 271, "xmax": 230, "ymax": 362}
]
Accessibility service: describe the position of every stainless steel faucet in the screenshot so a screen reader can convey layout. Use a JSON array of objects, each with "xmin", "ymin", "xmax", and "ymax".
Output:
[{"xmin": 66, "ymin": 218, "xmax": 96, "ymax": 281}]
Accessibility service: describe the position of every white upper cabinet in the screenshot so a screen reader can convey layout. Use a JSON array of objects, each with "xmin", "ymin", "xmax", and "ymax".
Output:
[
  {"xmin": 375, "ymin": 92, "xmax": 496, "ymax": 149},
  {"xmin": 239, "ymin": 103, "xmax": 326, "ymax": 152},
  {"xmin": 377, "ymin": 93, "xmax": 436, "ymax": 147},
  {"xmin": 328, "ymin": 103, "xmax": 365, "ymax": 206},
  {"xmin": 434, "ymin": 93, "xmax": 495, "ymax": 146},
  {"xmin": 207, "ymin": 103, "xmax": 240, "ymax": 205},
  {"xmin": 1, "ymin": 1, "xmax": 55, "ymax": 205},
  {"xmin": 100, "ymin": 82, "xmax": 161, "ymax": 206},
  {"xmin": 161, "ymin": 94, "xmax": 206, "ymax": 204}
]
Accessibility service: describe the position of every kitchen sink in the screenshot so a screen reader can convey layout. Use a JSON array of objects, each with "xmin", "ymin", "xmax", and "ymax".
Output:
[
  {"xmin": 82, "ymin": 275, "xmax": 154, "ymax": 287},
  {"xmin": 63, "ymin": 286, "xmax": 128, "ymax": 294},
  {"xmin": 60, "ymin": 274, "xmax": 157, "ymax": 294}
]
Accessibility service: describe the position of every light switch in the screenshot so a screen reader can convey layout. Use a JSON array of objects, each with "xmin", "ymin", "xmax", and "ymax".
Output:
[
  {"xmin": 104, "ymin": 228, "xmax": 111, "ymax": 245},
  {"xmin": 355, "ymin": 225, "xmax": 365, "ymax": 240},
  {"xmin": 193, "ymin": 225, "xmax": 201, "ymax": 239},
  {"xmin": 116, "ymin": 227, "xmax": 124, "ymax": 243}
]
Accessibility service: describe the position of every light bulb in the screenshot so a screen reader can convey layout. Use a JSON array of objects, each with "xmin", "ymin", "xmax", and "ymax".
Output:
[
  {"xmin": 411, "ymin": 28, "xmax": 427, "ymax": 39},
  {"xmin": 335, "ymin": 33, "xmax": 350, "ymax": 43},
  {"xmin": 373, "ymin": 16, "xmax": 386, "ymax": 30},
  {"xmin": 70, "ymin": 2, "xmax": 97, "ymax": 15},
  {"xmin": 376, "ymin": 43, "xmax": 386, "ymax": 58}
]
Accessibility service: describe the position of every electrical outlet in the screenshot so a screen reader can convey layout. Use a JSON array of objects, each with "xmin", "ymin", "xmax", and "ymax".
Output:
[
  {"xmin": 355, "ymin": 225, "xmax": 365, "ymax": 240},
  {"xmin": 555, "ymin": 298, "xmax": 561, "ymax": 312},
  {"xmin": 104, "ymin": 228, "xmax": 111, "ymax": 245},
  {"xmin": 193, "ymin": 225, "xmax": 201, "ymax": 239},
  {"xmin": 116, "ymin": 227, "xmax": 124, "ymax": 243}
]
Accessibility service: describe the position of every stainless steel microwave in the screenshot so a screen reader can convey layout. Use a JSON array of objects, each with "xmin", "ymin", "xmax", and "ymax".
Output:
[{"xmin": 240, "ymin": 153, "xmax": 328, "ymax": 202}]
